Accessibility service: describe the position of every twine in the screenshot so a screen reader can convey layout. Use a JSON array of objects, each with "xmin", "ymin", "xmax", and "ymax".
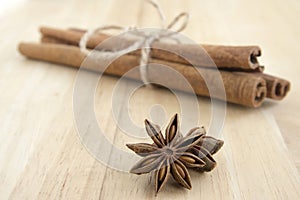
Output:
[{"xmin": 79, "ymin": 0, "xmax": 189, "ymax": 85}]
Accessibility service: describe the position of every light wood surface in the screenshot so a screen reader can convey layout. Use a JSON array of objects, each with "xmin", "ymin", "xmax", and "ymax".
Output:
[{"xmin": 1, "ymin": 0, "xmax": 300, "ymax": 199}]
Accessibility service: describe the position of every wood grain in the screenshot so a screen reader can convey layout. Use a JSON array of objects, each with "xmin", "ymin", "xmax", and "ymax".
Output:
[{"xmin": 0, "ymin": 0, "xmax": 300, "ymax": 199}]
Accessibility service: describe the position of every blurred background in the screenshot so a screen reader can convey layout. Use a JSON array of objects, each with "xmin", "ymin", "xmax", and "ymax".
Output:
[{"xmin": 0, "ymin": 0, "xmax": 299, "ymax": 199}]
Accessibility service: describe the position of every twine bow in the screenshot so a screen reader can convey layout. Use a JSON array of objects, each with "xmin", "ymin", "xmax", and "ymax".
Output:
[{"xmin": 79, "ymin": 0, "xmax": 189, "ymax": 85}]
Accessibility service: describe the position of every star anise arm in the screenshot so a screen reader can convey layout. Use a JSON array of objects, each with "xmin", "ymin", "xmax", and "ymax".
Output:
[
  {"xmin": 186, "ymin": 126, "xmax": 206, "ymax": 136},
  {"xmin": 190, "ymin": 146, "xmax": 216, "ymax": 172},
  {"xmin": 165, "ymin": 113, "xmax": 180, "ymax": 144},
  {"xmin": 187, "ymin": 127, "xmax": 224, "ymax": 155},
  {"xmin": 155, "ymin": 159, "xmax": 170, "ymax": 194},
  {"xmin": 177, "ymin": 152, "xmax": 205, "ymax": 168},
  {"xmin": 130, "ymin": 154, "xmax": 163, "ymax": 175},
  {"xmin": 145, "ymin": 119, "xmax": 165, "ymax": 147},
  {"xmin": 176, "ymin": 128, "xmax": 206, "ymax": 150},
  {"xmin": 199, "ymin": 136, "xmax": 224, "ymax": 155},
  {"xmin": 126, "ymin": 143, "xmax": 159, "ymax": 156},
  {"xmin": 170, "ymin": 159, "xmax": 192, "ymax": 190}
]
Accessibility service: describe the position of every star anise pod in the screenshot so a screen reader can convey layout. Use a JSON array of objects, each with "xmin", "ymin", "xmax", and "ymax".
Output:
[{"xmin": 126, "ymin": 114, "xmax": 224, "ymax": 194}]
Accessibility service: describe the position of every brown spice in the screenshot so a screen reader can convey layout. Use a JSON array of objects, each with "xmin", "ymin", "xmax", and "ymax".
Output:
[
  {"xmin": 126, "ymin": 114, "xmax": 223, "ymax": 194},
  {"xmin": 40, "ymin": 26, "xmax": 263, "ymax": 72},
  {"xmin": 41, "ymin": 34, "xmax": 290, "ymax": 102},
  {"xmin": 18, "ymin": 42, "xmax": 267, "ymax": 107},
  {"xmin": 254, "ymin": 73, "xmax": 291, "ymax": 100}
]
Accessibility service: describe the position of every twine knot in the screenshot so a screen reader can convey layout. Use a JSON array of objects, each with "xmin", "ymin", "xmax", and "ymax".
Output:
[{"xmin": 79, "ymin": 0, "xmax": 189, "ymax": 85}]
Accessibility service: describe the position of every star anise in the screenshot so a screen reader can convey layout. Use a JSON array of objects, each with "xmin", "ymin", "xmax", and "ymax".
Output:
[{"xmin": 126, "ymin": 114, "xmax": 224, "ymax": 194}]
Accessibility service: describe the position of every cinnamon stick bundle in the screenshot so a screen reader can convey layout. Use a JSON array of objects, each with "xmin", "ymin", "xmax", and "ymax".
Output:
[
  {"xmin": 18, "ymin": 42, "xmax": 267, "ymax": 107},
  {"xmin": 40, "ymin": 27, "xmax": 290, "ymax": 101},
  {"xmin": 40, "ymin": 27, "xmax": 263, "ymax": 72}
]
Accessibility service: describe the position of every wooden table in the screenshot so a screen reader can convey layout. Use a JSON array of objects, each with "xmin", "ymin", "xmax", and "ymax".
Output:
[{"xmin": 1, "ymin": 0, "xmax": 300, "ymax": 199}]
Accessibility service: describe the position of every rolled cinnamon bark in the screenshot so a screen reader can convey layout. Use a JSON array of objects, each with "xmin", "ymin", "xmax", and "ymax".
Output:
[
  {"xmin": 253, "ymin": 73, "xmax": 290, "ymax": 100},
  {"xmin": 40, "ymin": 27, "xmax": 263, "ymax": 72},
  {"xmin": 18, "ymin": 42, "xmax": 266, "ymax": 107},
  {"xmin": 41, "ymin": 36, "xmax": 70, "ymax": 45}
]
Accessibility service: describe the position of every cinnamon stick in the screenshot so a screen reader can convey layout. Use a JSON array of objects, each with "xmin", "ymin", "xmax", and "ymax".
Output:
[
  {"xmin": 41, "ymin": 36, "xmax": 70, "ymax": 45},
  {"xmin": 254, "ymin": 73, "xmax": 290, "ymax": 100},
  {"xmin": 18, "ymin": 42, "xmax": 267, "ymax": 107},
  {"xmin": 40, "ymin": 26, "xmax": 263, "ymax": 72}
]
